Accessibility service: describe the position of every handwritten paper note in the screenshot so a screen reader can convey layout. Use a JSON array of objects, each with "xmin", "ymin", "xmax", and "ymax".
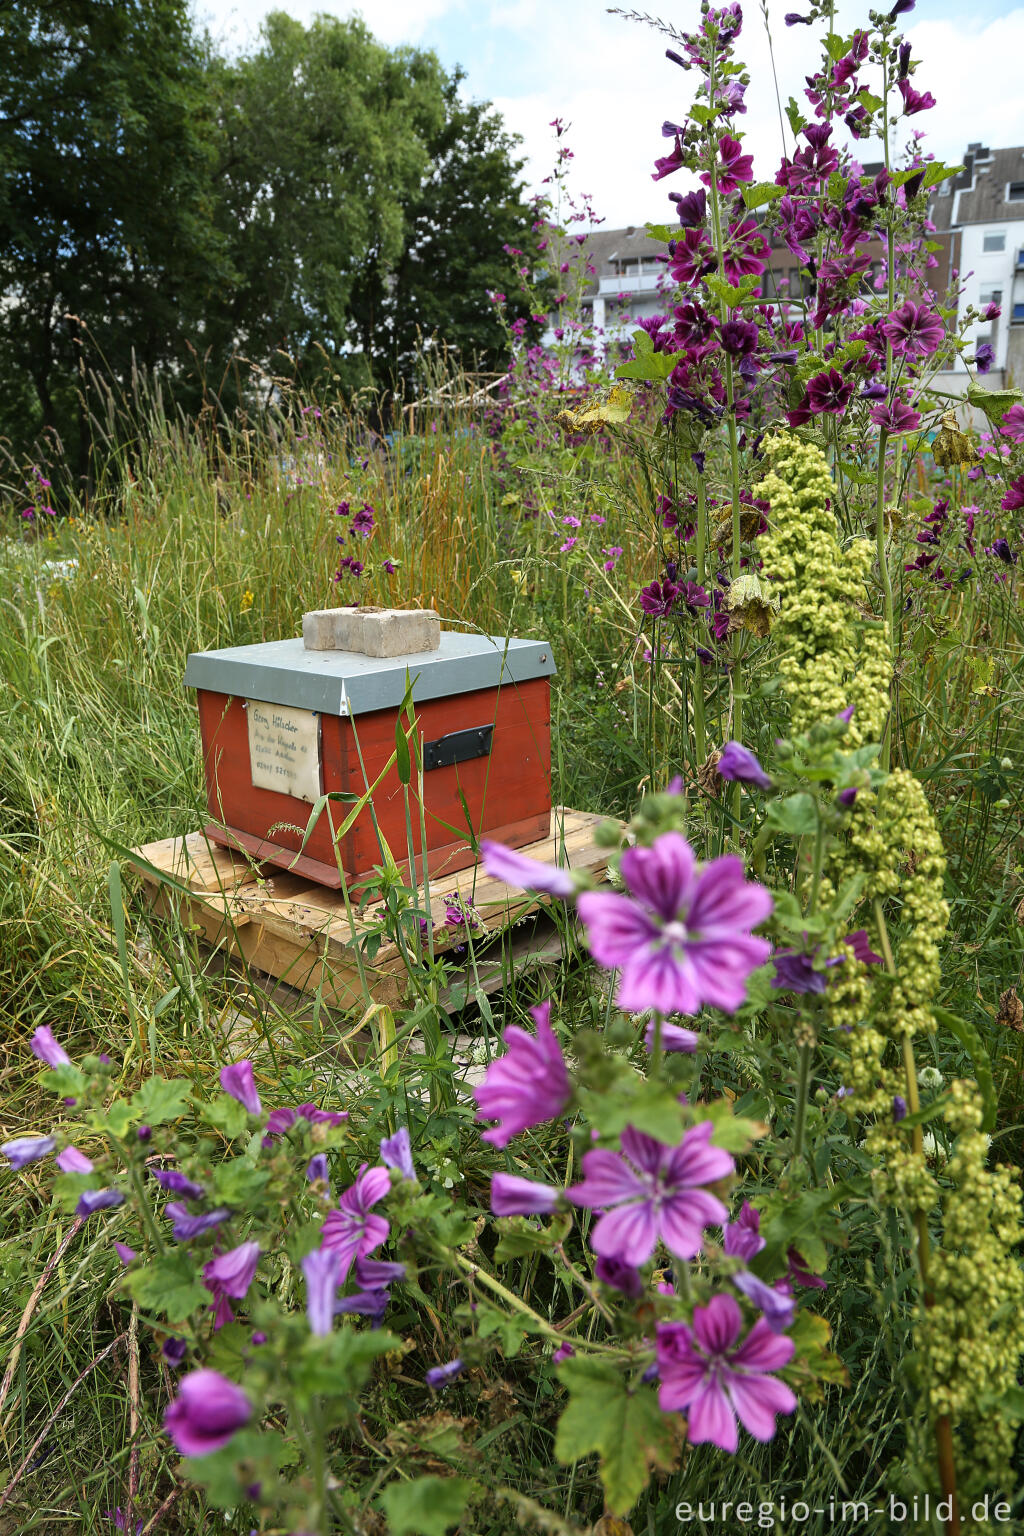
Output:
[{"xmin": 247, "ymin": 701, "xmax": 321, "ymax": 803}]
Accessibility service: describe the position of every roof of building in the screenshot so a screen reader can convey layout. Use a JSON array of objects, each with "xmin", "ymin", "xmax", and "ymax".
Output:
[{"xmin": 928, "ymin": 144, "xmax": 1024, "ymax": 230}]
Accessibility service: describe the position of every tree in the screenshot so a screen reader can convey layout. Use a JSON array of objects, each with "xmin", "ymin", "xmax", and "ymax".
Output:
[
  {"xmin": 0, "ymin": 0, "xmax": 226, "ymax": 476},
  {"xmin": 345, "ymin": 71, "xmax": 543, "ymax": 396}
]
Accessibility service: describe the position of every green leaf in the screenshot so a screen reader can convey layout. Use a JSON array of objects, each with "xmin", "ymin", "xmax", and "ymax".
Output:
[
  {"xmin": 644, "ymin": 222, "xmax": 676, "ymax": 242},
  {"xmin": 769, "ymin": 888, "xmax": 825, "ymax": 935},
  {"xmin": 396, "ymin": 715, "xmax": 412, "ymax": 786},
  {"xmin": 210, "ymin": 1159, "xmax": 269, "ymax": 1206},
  {"xmin": 785, "ymin": 97, "xmax": 806, "ymax": 136},
  {"xmin": 184, "ymin": 1428, "xmax": 290, "ymax": 1509},
  {"xmin": 742, "ymin": 181, "xmax": 785, "ymax": 211},
  {"xmin": 290, "ymin": 1326, "xmax": 401, "ymax": 1409},
  {"xmin": 131, "ymin": 1076, "xmax": 191, "ymax": 1126},
  {"xmin": 379, "ymin": 1476, "xmax": 472, "ymax": 1536},
  {"xmin": 966, "ymin": 382, "xmax": 1024, "ymax": 424},
  {"xmin": 125, "ymin": 1251, "xmax": 209, "ymax": 1322},
  {"xmin": 476, "ymin": 1302, "xmax": 538, "ymax": 1358},
  {"xmin": 689, "ymin": 1097, "xmax": 768, "ymax": 1153},
  {"xmin": 200, "ymin": 1095, "xmax": 249, "ymax": 1139},
  {"xmin": 90, "ymin": 1100, "xmax": 138, "ymax": 1138},
  {"xmin": 494, "ymin": 1220, "xmax": 559, "ymax": 1263},
  {"xmin": 923, "ymin": 162, "xmax": 963, "ymax": 190},
  {"xmin": 40, "ymin": 1064, "xmax": 86, "ymax": 1098},
  {"xmin": 555, "ymin": 1358, "xmax": 678, "ymax": 1515},
  {"xmin": 580, "ymin": 1077, "xmax": 687, "ymax": 1144},
  {"xmin": 615, "ymin": 332, "xmax": 684, "ymax": 382},
  {"xmin": 932, "ymin": 1005, "xmax": 996, "ymax": 1131},
  {"xmin": 765, "ymin": 792, "xmax": 819, "ymax": 837},
  {"xmin": 824, "ymin": 32, "xmax": 847, "ymax": 61}
]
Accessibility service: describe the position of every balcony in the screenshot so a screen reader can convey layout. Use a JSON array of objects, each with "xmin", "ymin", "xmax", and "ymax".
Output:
[{"xmin": 598, "ymin": 270, "xmax": 663, "ymax": 296}]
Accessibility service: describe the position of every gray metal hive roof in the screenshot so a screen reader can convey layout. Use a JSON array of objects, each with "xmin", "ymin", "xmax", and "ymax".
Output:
[{"xmin": 183, "ymin": 631, "xmax": 556, "ymax": 716}]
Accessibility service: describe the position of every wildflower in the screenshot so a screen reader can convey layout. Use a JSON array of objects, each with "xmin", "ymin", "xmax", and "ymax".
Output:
[
  {"xmin": 57, "ymin": 1146, "xmax": 93, "ymax": 1174},
  {"xmin": 239, "ymin": 590, "xmax": 254, "ymax": 613},
  {"xmin": 480, "ymin": 840, "xmax": 574, "ymax": 897},
  {"xmin": 786, "ymin": 1248, "xmax": 827, "ymax": 1289},
  {"xmin": 974, "ymin": 341, "xmax": 995, "ymax": 374},
  {"xmin": 553, "ymin": 1342, "xmax": 575, "ymax": 1363},
  {"xmin": 426, "ymin": 1358, "xmax": 464, "ymax": 1389},
  {"xmin": 263, "ymin": 1103, "xmax": 348, "ymax": 1141},
  {"xmin": 653, "ymin": 137, "xmax": 685, "ymax": 181},
  {"xmin": 162, "ymin": 1337, "xmax": 188, "ymax": 1368},
  {"xmin": 870, "ymin": 396, "xmax": 922, "ymax": 435},
  {"xmin": 986, "ymin": 538, "xmax": 1017, "ymax": 565},
  {"xmin": 114, "ymin": 1242, "xmax": 137, "ymax": 1266},
  {"xmin": 720, "ymin": 319, "xmax": 759, "ymax": 358},
  {"xmin": 644, "ymin": 1019, "xmax": 699, "ymax": 1054},
  {"xmin": 31, "ymin": 1026, "xmax": 71, "ymax": 1068},
  {"xmin": 673, "ymin": 189, "xmax": 707, "ymax": 228},
  {"xmin": 722, "ymin": 218, "xmax": 769, "ymax": 282},
  {"xmin": 203, "ymin": 1241, "xmax": 261, "ymax": 1328},
  {"xmin": 1001, "ymin": 476, "xmax": 1024, "ymax": 511},
  {"xmin": 165, "ymin": 1203, "xmax": 232, "ymax": 1241},
  {"xmin": 491, "ymin": 1173, "xmax": 561, "ymax": 1215},
  {"xmin": 893, "ymin": 1095, "xmax": 908, "ymax": 1122},
  {"xmin": 639, "ymin": 579, "xmax": 680, "ymax": 617},
  {"xmin": 2, "ymin": 1135, "xmax": 57, "ymax": 1169},
  {"xmin": 566, "ymin": 1123, "xmax": 733, "ymax": 1267},
  {"xmin": 321, "ymin": 1164, "xmax": 391, "ymax": 1278},
  {"xmin": 732, "ymin": 1271, "xmax": 797, "ymax": 1334},
  {"xmin": 716, "ymin": 742, "xmax": 771, "ymax": 789},
  {"xmin": 656, "ymin": 1295, "xmax": 796, "ymax": 1451},
  {"xmin": 219, "ymin": 1060, "xmax": 261, "ymax": 1115},
  {"xmin": 882, "ymin": 300, "xmax": 944, "ymax": 358},
  {"xmin": 701, "ymin": 134, "xmax": 754, "ymax": 195},
  {"xmin": 382, "ymin": 558, "xmax": 398, "ymax": 575},
  {"xmin": 380, "ymin": 1127, "xmax": 416, "ymax": 1181},
  {"xmin": 77, "ymin": 1189, "xmax": 125, "ymax": 1218},
  {"xmin": 595, "ymin": 1255, "xmax": 644, "ymax": 1296},
  {"xmin": 306, "ymin": 1153, "xmax": 329, "ymax": 1184},
  {"xmin": 474, "ymin": 1001, "xmax": 571, "ymax": 1149},
  {"xmin": 804, "ymin": 368, "xmax": 854, "ymax": 416},
  {"xmin": 164, "ymin": 1369, "xmax": 252, "ymax": 1458},
  {"xmin": 602, "ymin": 545, "xmax": 624, "ymax": 571},
  {"xmin": 303, "ymin": 1246, "xmax": 343, "ymax": 1336},
  {"xmin": 152, "ymin": 1168, "xmax": 205, "ymax": 1200},
  {"xmin": 352, "ymin": 504, "xmax": 375, "ymax": 536},
  {"xmin": 559, "ymin": 538, "xmax": 577, "ymax": 553},
  {"xmin": 898, "ymin": 78, "xmax": 935, "ymax": 115},
  {"xmin": 576, "ymin": 831, "xmax": 772, "ymax": 1016},
  {"xmin": 723, "ymin": 1201, "xmax": 765, "ymax": 1261},
  {"xmin": 668, "ymin": 227, "xmax": 716, "ymax": 287},
  {"xmin": 1000, "ymin": 404, "xmax": 1024, "ymax": 441}
]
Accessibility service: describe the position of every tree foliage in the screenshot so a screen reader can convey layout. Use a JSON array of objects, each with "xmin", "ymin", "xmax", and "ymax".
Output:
[{"xmin": 0, "ymin": 4, "xmax": 540, "ymax": 473}]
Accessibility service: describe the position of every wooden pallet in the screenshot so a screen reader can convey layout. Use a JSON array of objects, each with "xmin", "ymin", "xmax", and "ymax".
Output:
[{"xmin": 128, "ymin": 809, "xmax": 613, "ymax": 1012}]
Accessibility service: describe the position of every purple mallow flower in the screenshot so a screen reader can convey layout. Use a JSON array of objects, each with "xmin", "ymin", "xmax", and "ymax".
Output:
[
  {"xmin": 57, "ymin": 1146, "xmax": 94, "ymax": 1174},
  {"xmin": 732, "ymin": 1271, "xmax": 797, "ymax": 1334},
  {"xmin": 426, "ymin": 1358, "xmax": 464, "ymax": 1389},
  {"xmin": 113, "ymin": 1242, "xmax": 137, "ymax": 1266},
  {"xmin": 165, "ymin": 1203, "xmax": 232, "ymax": 1241},
  {"xmin": 576, "ymin": 833, "xmax": 772, "ymax": 1016},
  {"xmin": 3, "ymin": 1135, "xmax": 57, "ymax": 1169},
  {"xmin": 263, "ymin": 1103, "xmax": 348, "ymax": 1141},
  {"xmin": 219, "ymin": 1060, "xmax": 261, "ymax": 1115},
  {"xmin": 321, "ymin": 1164, "xmax": 391, "ymax": 1278},
  {"xmin": 162, "ymin": 1336, "xmax": 188, "ymax": 1368},
  {"xmin": 306, "ymin": 1153, "xmax": 329, "ymax": 1184},
  {"xmin": 380, "ymin": 1126, "xmax": 416, "ymax": 1181},
  {"xmin": 31, "ymin": 1026, "xmax": 71, "ymax": 1068},
  {"xmin": 203, "ymin": 1241, "xmax": 261, "ymax": 1329},
  {"xmin": 644, "ymin": 1018, "xmax": 699, "ymax": 1054},
  {"xmin": 882, "ymin": 300, "xmax": 943, "ymax": 358},
  {"xmin": 303, "ymin": 1245, "xmax": 343, "ymax": 1336},
  {"xmin": 595, "ymin": 1255, "xmax": 645, "ymax": 1297},
  {"xmin": 491, "ymin": 1173, "xmax": 561, "ymax": 1216},
  {"xmin": 77, "ymin": 1189, "xmax": 125, "ymax": 1218},
  {"xmin": 479, "ymin": 840, "xmax": 574, "ymax": 897},
  {"xmin": 474, "ymin": 1001, "xmax": 570, "ymax": 1148},
  {"xmin": 152, "ymin": 1168, "xmax": 205, "ymax": 1200},
  {"xmin": 893, "ymin": 1095, "xmax": 908, "ymax": 1122},
  {"xmin": 716, "ymin": 742, "xmax": 771, "ymax": 790},
  {"xmin": 164, "ymin": 1369, "xmax": 252, "ymax": 1458},
  {"xmin": 723, "ymin": 1201, "xmax": 765, "ymax": 1262},
  {"xmin": 567, "ymin": 1123, "xmax": 733, "ymax": 1268},
  {"xmin": 656, "ymin": 1294, "xmax": 796, "ymax": 1452}
]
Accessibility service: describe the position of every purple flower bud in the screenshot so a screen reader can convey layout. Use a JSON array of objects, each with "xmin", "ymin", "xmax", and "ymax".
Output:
[
  {"xmin": 888, "ymin": 0, "xmax": 914, "ymax": 16},
  {"xmin": 152, "ymin": 1168, "xmax": 205, "ymax": 1200},
  {"xmin": 162, "ymin": 1336, "xmax": 188, "ymax": 1368},
  {"xmin": 643, "ymin": 1019, "xmax": 699, "ymax": 1054},
  {"xmin": 893, "ymin": 1095, "xmax": 908, "ymax": 1122},
  {"xmin": 3, "ymin": 1135, "xmax": 57, "ymax": 1170},
  {"xmin": 716, "ymin": 741, "xmax": 772, "ymax": 789},
  {"xmin": 137, "ymin": 1124, "xmax": 152, "ymax": 1142},
  {"xmin": 77, "ymin": 1188, "xmax": 125, "ymax": 1218},
  {"xmin": 733, "ymin": 1270, "xmax": 796, "ymax": 1333},
  {"xmin": 113, "ymin": 1241, "xmax": 137, "ymax": 1266},
  {"xmin": 251, "ymin": 1331, "xmax": 268, "ymax": 1346},
  {"xmin": 837, "ymin": 787, "xmax": 858, "ymax": 808},
  {"xmin": 57, "ymin": 1146, "xmax": 94, "ymax": 1174},
  {"xmin": 303, "ymin": 1246, "xmax": 343, "ymax": 1336},
  {"xmin": 31, "ymin": 1026, "xmax": 71, "ymax": 1068},
  {"xmin": 379, "ymin": 1127, "xmax": 416, "ymax": 1182},
  {"xmin": 553, "ymin": 1343, "xmax": 575, "ymax": 1363},
  {"xmin": 595, "ymin": 1255, "xmax": 644, "ymax": 1298},
  {"xmin": 306, "ymin": 1153, "xmax": 330, "ymax": 1184},
  {"xmin": 723, "ymin": 1201, "xmax": 765, "ymax": 1261},
  {"xmin": 165, "ymin": 1203, "xmax": 232, "ymax": 1241},
  {"xmin": 425, "ymin": 1357, "xmax": 464, "ymax": 1389},
  {"xmin": 219, "ymin": 1061, "xmax": 262, "ymax": 1115},
  {"xmin": 491, "ymin": 1173, "xmax": 561, "ymax": 1216},
  {"xmin": 163, "ymin": 1369, "xmax": 252, "ymax": 1458},
  {"xmin": 354, "ymin": 1255, "xmax": 406, "ymax": 1288}
]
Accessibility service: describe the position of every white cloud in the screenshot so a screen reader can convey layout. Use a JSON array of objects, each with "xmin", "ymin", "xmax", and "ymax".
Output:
[{"xmin": 194, "ymin": 0, "xmax": 462, "ymax": 49}]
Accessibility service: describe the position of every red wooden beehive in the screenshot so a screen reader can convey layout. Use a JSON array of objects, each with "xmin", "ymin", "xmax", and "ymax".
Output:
[{"xmin": 183, "ymin": 623, "xmax": 556, "ymax": 889}]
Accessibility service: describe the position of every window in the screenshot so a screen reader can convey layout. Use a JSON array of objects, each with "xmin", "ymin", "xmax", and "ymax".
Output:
[
  {"xmin": 787, "ymin": 267, "xmax": 804, "ymax": 299},
  {"xmin": 983, "ymin": 231, "xmax": 1006, "ymax": 252},
  {"xmin": 980, "ymin": 285, "xmax": 1003, "ymax": 307},
  {"xmin": 1010, "ymin": 184, "xmax": 1024, "ymax": 201},
  {"xmin": 938, "ymin": 180, "xmax": 952, "ymax": 196}
]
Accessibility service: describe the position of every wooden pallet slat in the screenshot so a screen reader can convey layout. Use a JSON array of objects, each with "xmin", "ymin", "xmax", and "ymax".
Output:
[{"xmin": 129, "ymin": 809, "xmax": 613, "ymax": 1012}]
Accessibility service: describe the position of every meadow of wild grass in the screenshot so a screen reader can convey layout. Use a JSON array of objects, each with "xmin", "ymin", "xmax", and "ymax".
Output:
[{"xmin": 8, "ymin": 6, "xmax": 1024, "ymax": 1529}]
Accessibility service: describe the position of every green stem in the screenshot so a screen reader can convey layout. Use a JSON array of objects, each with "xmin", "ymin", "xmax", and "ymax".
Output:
[
  {"xmin": 875, "ymin": 429, "xmax": 894, "ymax": 771},
  {"xmin": 792, "ymin": 1043, "xmax": 812, "ymax": 1161}
]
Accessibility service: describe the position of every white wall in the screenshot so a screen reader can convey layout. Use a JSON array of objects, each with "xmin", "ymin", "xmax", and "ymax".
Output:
[{"xmin": 955, "ymin": 219, "xmax": 1024, "ymax": 372}]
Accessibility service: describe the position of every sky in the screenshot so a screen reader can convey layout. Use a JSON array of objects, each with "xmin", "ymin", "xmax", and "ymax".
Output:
[{"xmin": 193, "ymin": 0, "xmax": 1024, "ymax": 230}]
